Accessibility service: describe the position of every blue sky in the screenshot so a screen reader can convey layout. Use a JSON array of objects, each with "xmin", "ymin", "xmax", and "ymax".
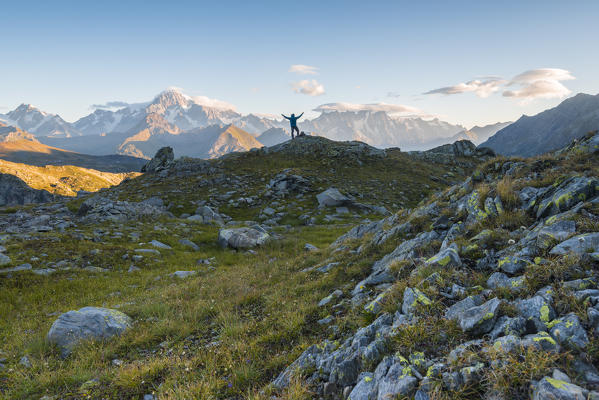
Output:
[{"xmin": 2, "ymin": 0, "xmax": 598, "ymax": 127}]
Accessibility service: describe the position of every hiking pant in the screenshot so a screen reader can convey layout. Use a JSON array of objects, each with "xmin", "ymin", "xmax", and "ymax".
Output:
[{"xmin": 291, "ymin": 126, "xmax": 299, "ymax": 138}]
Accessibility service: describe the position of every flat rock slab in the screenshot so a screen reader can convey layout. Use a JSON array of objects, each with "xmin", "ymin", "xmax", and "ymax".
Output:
[{"xmin": 47, "ymin": 307, "xmax": 132, "ymax": 356}]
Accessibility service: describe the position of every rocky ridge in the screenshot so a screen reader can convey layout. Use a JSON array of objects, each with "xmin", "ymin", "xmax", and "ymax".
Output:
[{"xmin": 273, "ymin": 131, "xmax": 599, "ymax": 399}]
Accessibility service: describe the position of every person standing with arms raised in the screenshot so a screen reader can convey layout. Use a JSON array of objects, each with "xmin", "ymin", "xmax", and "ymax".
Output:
[{"xmin": 281, "ymin": 112, "xmax": 304, "ymax": 139}]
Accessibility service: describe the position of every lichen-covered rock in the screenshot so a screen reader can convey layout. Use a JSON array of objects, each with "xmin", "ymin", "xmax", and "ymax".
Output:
[
  {"xmin": 514, "ymin": 295, "xmax": 555, "ymax": 330},
  {"xmin": 425, "ymin": 244, "xmax": 461, "ymax": 268},
  {"xmin": 465, "ymin": 190, "xmax": 489, "ymax": 222},
  {"xmin": 376, "ymin": 358, "xmax": 418, "ymax": 400},
  {"xmin": 349, "ymin": 372, "xmax": 377, "ymax": 400},
  {"xmin": 548, "ymin": 313, "xmax": 589, "ymax": 350},
  {"xmin": 488, "ymin": 316, "xmax": 527, "ymax": 340},
  {"xmin": 47, "ymin": 307, "xmax": 132, "ymax": 356},
  {"xmin": 272, "ymin": 342, "xmax": 336, "ymax": 388},
  {"xmin": 458, "ymin": 297, "xmax": 501, "ymax": 336},
  {"xmin": 402, "ymin": 287, "xmax": 432, "ymax": 315},
  {"xmin": 550, "ymin": 233, "xmax": 599, "ymax": 256},
  {"xmin": 521, "ymin": 332, "xmax": 561, "ymax": 352},
  {"xmin": 497, "ymin": 256, "xmax": 528, "ymax": 275},
  {"xmin": 537, "ymin": 220, "xmax": 576, "ymax": 249},
  {"xmin": 364, "ymin": 289, "xmax": 390, "ymax": 314},
  {"xmin": 536, "ymin": 176, "xmax": 599, "ymax": 218},
  {"xmin": 532, "ymin": 376, "xmax": 588, "ymax": 400},
  {"xmin": 217, "ymin": 227, "xmax": 270, "ymax": 249},
  {"xmin": 487, "ymin": 272, "xmax": 526, "ymax": 293}
]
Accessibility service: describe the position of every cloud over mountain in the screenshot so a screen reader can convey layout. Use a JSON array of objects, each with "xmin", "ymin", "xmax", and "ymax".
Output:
[
  {"xmin": 313, "ymin": 102, "xmax": 423, "ymax": 116},
  {"xmin": 292, "ymin": 80, "xmax": 325, "ymax": 96},
  {"xmin": 91, "ymin": 101, "xmax": 131, "ymax": 110}
]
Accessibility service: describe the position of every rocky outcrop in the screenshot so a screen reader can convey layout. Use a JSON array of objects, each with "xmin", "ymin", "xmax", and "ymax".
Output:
[
  {"xmin": 77, "ymin": 195, "xmax": 166, "ymax": 223},
  {"xmin": 273, "ymin": 132, "xmax": 599, "ymax": 399},
  {"xmin": 0, "ymin": 173, "xmax": 55, "ymax": 206},
  {"xmin": 141, "ymin": 146, "xmax": 174, "ymax": 173},
  {"xmin": 410, "ymin": 140, "xmax": 496, "ymax": 165}
]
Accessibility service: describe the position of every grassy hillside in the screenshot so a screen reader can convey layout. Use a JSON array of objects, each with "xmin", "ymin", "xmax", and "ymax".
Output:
[
  {"xmin": 0, "ymin": 139, "xmax": 146, "ymax": 173},
  {"xmin": 0, "ymin": 159, "xmax": 140, "ymax": 197},
  {"xmin": 0, "ymin": 137, "xmax": 492, "ymax": 399}
]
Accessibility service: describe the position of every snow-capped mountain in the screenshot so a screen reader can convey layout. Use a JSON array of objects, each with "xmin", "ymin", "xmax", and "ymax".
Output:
[
  {"xmin": 5, "ymin": 88, "xmax": 511, "ymax": 158},
  {"xmin": 0, "ymin": 104, "xmax": 81, "ymax": 138},
  {"xmin": 74, "ymin": 89, "xmax": 244, "ymax": 136},
  {"xmin": 301, "ymin": 111, "xmax": 465, "ymax": 150}
]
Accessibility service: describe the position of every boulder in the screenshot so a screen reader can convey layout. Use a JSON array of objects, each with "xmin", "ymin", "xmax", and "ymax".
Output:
[
  {"xmin": 316, "ymin": 187, "xmax": 353, "ymax": 207},
  {"xmin": 141, "ymin": 146, "xmax": 174, "ymax": 173},
  {"xmin": 218, "ymin": 227, "xmax": 270, "ymax": 249},
  {"xmin": 514, "ymin": 295, "xmax": 556, "ymax": 331},
  {"xmin": 458, "ymin": 297, "xmax": 501, "ymax": 336},
  {"xmin": 548, "ymin": 313, "xmax": 589, "ymax": 350},
  {"xmin": 47, "ymin": 307, "xmax": 132, "ymax": 356},
  {"xmin": 532, "ymin": 376, "xmax": 588, "ymax": 400}
]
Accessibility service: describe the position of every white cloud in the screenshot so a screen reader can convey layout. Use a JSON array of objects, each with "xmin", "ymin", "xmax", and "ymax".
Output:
[
  {"xmin": 91, "ymin": 101, "xmax": 131, "ymax": 110},
  {"xmin": 189, "ymin": 95, "xmax": 237, "ymax": 111},
  {"xmin": 289, "ymin": 64, "xmax": 319, "ymax": 75},
  {"xmin": 292, "ymin": 80, "xmax": 325, "ymax": 96},
  {"xmin": 313, "ymin": 102, "xmax": 424, "ymax": 116},
  {"xmin": 424, "ymin": 78, "xmax": 506, "ymax": 98},
  {"xmin": 503, "ymin": 68, "xmax": 574, "ymax": 99},
  {"xmin": 424, "ymin": 68, "xmax": 575, "ymax": 102}
]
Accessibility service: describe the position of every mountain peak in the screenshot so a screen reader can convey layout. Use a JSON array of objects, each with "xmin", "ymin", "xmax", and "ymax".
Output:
[
  {"xmin": 10, "ymin": 103, "xmax": 46, "ymax": 116},
  {"xmin": 151, "ymin": 88, "xmax": 192, "ymax": 109}
]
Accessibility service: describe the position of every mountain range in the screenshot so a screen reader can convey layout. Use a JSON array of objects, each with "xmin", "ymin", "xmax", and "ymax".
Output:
[
  {"xmin": 0, "ymin": 88, "xmax": 507, "ymax": 159},
  {"xmin": 3, "ymin": 88, "xmax": 597, "ymax": 160},
  {"xmin": 481, "ymin": 93, "xmax": 599, "ymax": 156}
]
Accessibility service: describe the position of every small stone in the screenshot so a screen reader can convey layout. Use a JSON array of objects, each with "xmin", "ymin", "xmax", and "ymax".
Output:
[{"xmin": 149, "ymin": 240, "xmax": 172, "ymax": 249}]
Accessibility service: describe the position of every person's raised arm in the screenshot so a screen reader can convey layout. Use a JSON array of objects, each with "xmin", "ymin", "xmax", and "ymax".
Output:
[
  {"xmin": 297, "ymin": 112, "xmax": 304, "ymax": 119},
  {"xmin": 281, "ymin": 114, "xmax": 289, "ymax": 120}
]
